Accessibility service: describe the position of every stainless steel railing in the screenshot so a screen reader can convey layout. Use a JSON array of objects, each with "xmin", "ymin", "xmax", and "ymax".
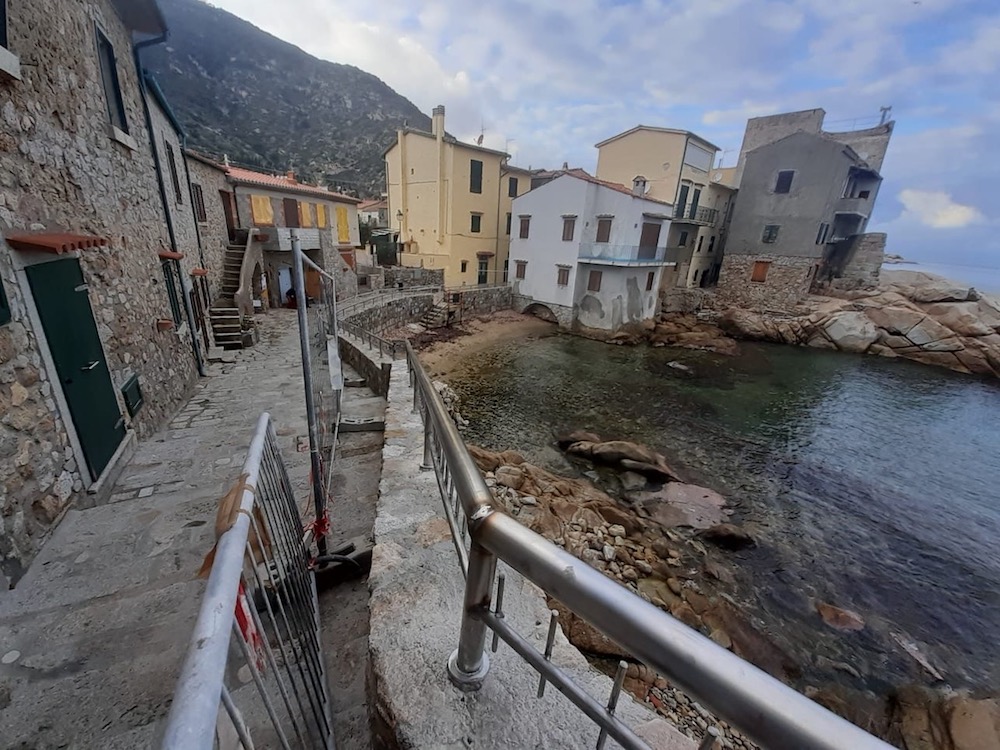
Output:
[
  {"xmin": 403, "ymin": 340, "xmax": 896, "ymax": 750},
  {"xmin": 336, "ymin": 284, "xmax": 441, "ymax": 319},
  {"xmin": 161, "ymin": 413, "xmax": 335, "ymax": 750}
]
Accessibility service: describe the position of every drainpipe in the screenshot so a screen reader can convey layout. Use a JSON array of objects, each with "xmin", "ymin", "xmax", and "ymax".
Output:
[{"xmin": 134, "ymin": 34, "xmax": 206, "ymax": 377}]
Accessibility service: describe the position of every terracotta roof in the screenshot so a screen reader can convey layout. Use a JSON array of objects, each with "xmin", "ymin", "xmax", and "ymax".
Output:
[
  {"xmin": 226, "ymin": 166, "xmax": 362, "ymax": 204},
  {"xmin": 5, "ymin": 232, "xmax": 109, "ymax": 254},
  {"xmin": 594, "ymin": 125, "xmax": 721, "ymax": 153},
  {"xmin": 546, "ymin": 169, "xmax": 674, "ymax": 207},
  {"xmin": 359, "ymin": 198, "xmax": 387, "ymax": 211}
]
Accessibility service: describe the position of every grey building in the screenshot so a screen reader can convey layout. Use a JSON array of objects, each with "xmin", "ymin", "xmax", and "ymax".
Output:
[{"xmin": 717, "ymin": 110, "xmax": 893, "ymax": 310}]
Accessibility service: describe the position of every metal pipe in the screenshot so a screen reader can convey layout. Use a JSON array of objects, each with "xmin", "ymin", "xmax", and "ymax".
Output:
[
  {"xmin": 161, "ymin": 413, "xmax": 270, "ymax": 750},
  {"xmin": 476, "ymin": 512, "xmax": 895, "ymax": 750},
  {"xmin": 291, "ymin": 231, "xmax": 328, "ymax": 556},
  {"xmin": 447, "ymin": 540, "xmax": 495, "ymax": 690}
]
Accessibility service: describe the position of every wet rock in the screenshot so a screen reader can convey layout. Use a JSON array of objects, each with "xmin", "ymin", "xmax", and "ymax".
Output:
[
  {"xmin": 700, "ymin": 523, "xmax": 755, "ymax": 550},
  {"xmin": 495, "ymin": 465, "xmax": 525, "ymax": 490},
  {"xmin": 619, "ymin": 470, "xmax": 647, "ymax": 491},
  {"xmin": 591, "ymin": 440, "xmax": 661, "ymax": 466},
  {"xmin": 618, "ymin": 459, "xmax": 677, "ymax": 482},
  {"xmin": 815, "ymin": 602, "xmax": 865, "ymax": 632},
  {"xmin": 637, "ymin": 483, "xmax": 728, "ymax": 530},
  {"xmin": 556, "ymin": 429, "xmax": 603, "ymax": 448}
]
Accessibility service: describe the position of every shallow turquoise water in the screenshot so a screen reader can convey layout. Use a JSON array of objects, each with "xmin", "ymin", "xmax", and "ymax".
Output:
[{"xmin": 448, "ymin": 332, "xmax": 1000, "ymax": 692}]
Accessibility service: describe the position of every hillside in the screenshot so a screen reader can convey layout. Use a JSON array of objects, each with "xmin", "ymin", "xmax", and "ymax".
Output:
[{"xmin": 142, "ymin": 0, "xmax": 430, "ymax": 195}]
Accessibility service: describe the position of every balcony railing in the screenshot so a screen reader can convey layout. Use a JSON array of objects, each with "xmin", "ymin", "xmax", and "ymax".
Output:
[
  {"xmin": 577, "ymin": 243, "xmax": 684, "ymax": 265},
  {"xmin": 672, "ymin": 205, "xmax": 718, "ymax": 225},
  {"xmin": 837, "ymin": 197, "xmax": 871, "ymax": 216}
]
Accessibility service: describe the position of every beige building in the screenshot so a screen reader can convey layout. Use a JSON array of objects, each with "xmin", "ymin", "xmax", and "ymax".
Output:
[
  {"xmin": 595, "ymin": 126, "xmax": 736, "ymax": 288},
  {"xmin": 384, "ymin": 105, "xmax": 529, "ymax": 286}
]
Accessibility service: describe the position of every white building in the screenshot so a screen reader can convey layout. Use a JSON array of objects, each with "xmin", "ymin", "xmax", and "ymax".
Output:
[{"xmin": 510, "ymin": 170, "xmax": 678, "ymax": 331}]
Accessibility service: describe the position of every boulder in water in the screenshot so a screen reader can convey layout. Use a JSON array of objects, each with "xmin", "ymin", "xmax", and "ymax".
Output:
[
  {"xmin": 816, "ymin": 602, "xmax": 865, "ymax": 632},
  {"xmin": 700, "ymin": 523, "xmax": 755, "ymax": 550}
]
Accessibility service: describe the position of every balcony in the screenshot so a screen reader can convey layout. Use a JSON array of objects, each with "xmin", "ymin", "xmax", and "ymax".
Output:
[
  {"xmin": 837, "ymin": 197, "xmax": 871, "ymax": 217},
  {"xmin": 577, "ymin": 243, "xmax": 684, "ymax": 266},
  {"xmin": 672, "ymin": 204, "xmax": 718, "ymax": 226},
  {"xmin": 257, "ymin": 227, "xmax": 322, "ymax": 252}
]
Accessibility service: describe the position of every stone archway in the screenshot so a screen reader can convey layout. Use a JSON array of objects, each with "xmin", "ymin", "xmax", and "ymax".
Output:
[{"xmin": 524, "ymin": 302, "xmax": 559, "ymax": 324}]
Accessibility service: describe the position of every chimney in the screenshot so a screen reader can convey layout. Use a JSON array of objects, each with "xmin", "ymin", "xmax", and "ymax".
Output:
[
  {"xmin": 562, "ymin": 161, "xmax": 569, "ymax": 170},
  {"xmin": 286, "ymin": 170, "xmax": 296, "ymax": 182},
  {"xmin": 632, "ymin": 175, "xmax": 647, "ymax": 196},
  {"xmin": 432, "ymin": 105, "xmax": 445, "ymax": 138}
]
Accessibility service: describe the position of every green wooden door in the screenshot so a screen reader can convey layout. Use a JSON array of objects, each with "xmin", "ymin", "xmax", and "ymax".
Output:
[{"xmin": 26, "ymin": 259, "xmax": 125, "ymax": 480}]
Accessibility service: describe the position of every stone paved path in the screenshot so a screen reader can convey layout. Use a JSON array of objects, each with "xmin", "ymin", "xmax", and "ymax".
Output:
[{"xmin": 0, "ymin": 310, "xmax": 318, "ymax": 748}]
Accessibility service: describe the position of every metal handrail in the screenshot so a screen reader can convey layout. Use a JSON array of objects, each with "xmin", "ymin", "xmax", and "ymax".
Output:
[
  {"xmin": 337, "ymin": 285, "xmax": 441, "ymax": 319},
  {"xmin": 403, "ymin": 340, "xmax": 895, "ymax": 750}
]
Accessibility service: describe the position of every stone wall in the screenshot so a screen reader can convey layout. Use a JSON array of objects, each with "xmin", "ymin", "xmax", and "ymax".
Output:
[
  {"xmin": 447, "ymin": 285, "xmax": 512, "ymax": 317},
  {"xmin": 337, "ymin": 333, "xmax": 391, "ymax": 397},
  {"xmin": 356, "ymin": 264, "xmax": 385, "ymax": 293},
  {"xmin": 343, "ymin": 293, "xmax": 436, "ymax": 333},
  {"xmin": 513, "ymin": 293, "xmax": 574, "ymax": 328},
  {"xmin": 817, "ymin": 233, "xmax": 885, "ymax": 293},
  {"xmin": 0, "ymin": 0, "xmax": 198, "ymax": 584},
  {"xmin": 186, "ymin": 155, "xmax": 231, "ymax": 301},
  {"xmin": 715, "ymin": 254, "xmax": 816, "ymax": 311},
  {"xmin": 659, "ymin": 287, "xmax": 711, "ymax": 314},
  {"xmin": 384, "ymin": 266, "xmax": 444, "ymax": 288}
]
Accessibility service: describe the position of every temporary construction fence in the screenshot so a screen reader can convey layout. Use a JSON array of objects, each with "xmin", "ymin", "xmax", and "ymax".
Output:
[{"xmin": 161, "ymin": 413, "xmax": 335, "ymax": 750}]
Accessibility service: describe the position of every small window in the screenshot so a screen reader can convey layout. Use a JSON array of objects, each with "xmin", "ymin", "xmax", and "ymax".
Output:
[
  {"xmin": 192, "ymin": 184, "xmax": 207, "ymax": 222},
  {"xmin": 470, "ymin": 213, "xmax": 482, "ymax": 233},
  {"xmin": 1, "ymin": 1, "xmax": 8, "ymax": 49},
  {"xmin": 693, "ymin": 270, "xmax": 700, "ymax": 282},
  {"xmin": 645, "ymin": 271, "xmax": 655, "ymax": 291},
  {"xmin": 858, "ymin": 190, "xmax": 871, "ymax": 199},
  {"xmin": 762, "ymin": 224, "xmax": 780, "ymax": 244},
  {"xmin": 165, "ymin": 141, "xmax": 183, "ymax": 203},
  {"xmin": 815, "ymin": 223, "xmax": 827, "ymax": 245},
  {"xmin": 562, "ymin": 217, "xmax": 575, "ymax": 242},
  {"xmin": 519, "ymin": 216, "xmax": 530, "ymax": 239},
  {"xmin": 96, "ymin": 27, "xmax": 128, "ymax": 134},
  {"xmin": 697, "ymin": 235, "xmax": 704, "ymax": 253},
  {"xmin": 557, "ymin": 267, "xmax": 570, "ymax": 286},
  {"xmin": 470, "ymin": 159, "xmax": 483, "ymax": 194},
  {"xmin": 596, "ymin": 218, "xmax": 612, "ymax": 243},
  {"xmin": 505, "ymin": 213, "xmax": 511, "ymax": 235},
  {"xmin": 515, "ymin": 260, "xmax": 527, "ymax": 280},
  {"xmin": 0, "ymin": 273, "xmax": 11, "ymax": 326},
  {"xmin": 461, "ymin": 260, "xmax": 468, "ymax": 273},
  {"xmin": 678, "ymin": 230, "xmax": 689, "ymax": 246},
  {"xmin": 774, "ymin": 170, "xmax": 794, "ymax": 194},
  {"xmin": 508, "ymin": 177, "xmax": 518, "ymax": 197},
  {"xmin": 162, "ymin": 259, "xmax": 183, "ymax": 325},
  {"xmin": 751, "ymin": 261, "xmax": 771, "ymax": 283},
  {"xmin": 587, "ymin": 270, "xmax": 602, "ymax": 292},
  {"xmin": 708, "ymin": 235, "xmax": 716, "ymax": 253}
]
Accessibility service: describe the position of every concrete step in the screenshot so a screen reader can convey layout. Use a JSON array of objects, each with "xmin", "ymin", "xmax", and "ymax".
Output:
[{"xmin": 339, "ymin": 416, "xmax": 385, "ymax": 433}]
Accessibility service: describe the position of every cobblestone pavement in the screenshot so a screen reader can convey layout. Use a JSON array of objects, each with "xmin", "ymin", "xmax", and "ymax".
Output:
[{"xmin": 0, "ymin": 310, "xmax": 318, "ymax": 748}]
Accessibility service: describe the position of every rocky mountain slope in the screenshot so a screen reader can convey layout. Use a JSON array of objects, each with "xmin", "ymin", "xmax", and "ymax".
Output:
[{"xmin": 142, "ymin": 0, "xmax": 430, "ymax": 195}]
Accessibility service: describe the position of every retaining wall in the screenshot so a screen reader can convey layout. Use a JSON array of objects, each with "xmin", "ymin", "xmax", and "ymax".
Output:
[
  {"xmin": 447, "ymin": 285, "xmax": 513, "ymax": 317},
  {"xmin": 384, "ymin": 266, "xmax": 445, "ymax": 288},
  {"xmin": 343, "ymin": 294, "xmax": 437, "ymax": 333},
  {"xmin": 337, "ymin": 334, "xmax": 391, "ymax": 397}
]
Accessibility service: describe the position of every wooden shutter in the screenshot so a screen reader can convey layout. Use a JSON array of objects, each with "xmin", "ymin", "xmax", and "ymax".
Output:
[
  {"xmin": 519, "ymin": 217, "xmax": 530, "ymax": 239},
  {"xmin": 596, "ymin": 218, "xmax": 612, "ymax": 243},
  {"xmin": 562, "ymin": 217, "xmax": 575, "ymax": 241},
  {"xmin": 751, "ymin": 261, "xmax": 771, "ymax": 283},
  {"xmin": 587, "ymin": 270, "xmax": 602, "ymax": 292}
]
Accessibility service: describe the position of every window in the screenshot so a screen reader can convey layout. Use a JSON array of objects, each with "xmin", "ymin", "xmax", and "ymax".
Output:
[
  {"xmin": 562, "ymin": 217, "xmax": 576, "ymax": 241},
  {"xmin": 317, "ymin": 203, "xmax": 328, "ymax": 228},
  {"xmin": 1, "ymin": 1, "xmax": 8, "ymax": 49},
  {"xmin": 162, "ymin": 259, "xmax": 183, "ymax": 325},
  {"xmin": 697, "ymin": 236, "xmax": 704, "ymax": 253},
  {"xmin": 299, "ymin": 202, "xmax": 314, "ymax": 228},
  {"xmin": 192, "ymin": 183, "xmax": 207, "ymax": 222},
  {"xmin": 678, "ymin": 230, "xmax": 689, "ymax": 246},
  {"xmin": 815, "ymin": 223, "xmax": 829, "ymax": 245},
  {"xmin": 774, "ymin": 170, "xmax": 795, "ymax": 194},
  {"xmin": 858, "ymin": 190, "xmax": 871, "ymax": 199},
  {"xmin": 557, "ymin": 267, "xmax": 570, "ymax": 286},
  {"xmin": 470, "ymin": 159, "xmax": 483, "ymax": 194},
  {"xmin": 519, "ymin": 216, "xmax": 530, "ymax": 239},
  {"xmin": 164, "ymin": 141, "xmax": 183, "ymax": 203},
  {"xmin": 596, "ymin": 218, "xmax": 612, "ymax": 243},
  {"xmin": 96, "ymin": 27, "xmax": 128, "ymax": 133},
  {"xmin": 762, "ymin": 224, "xmax": 780, "ymax": 244},
  {"xmin": 515, "ymin": 261, "xmax": 527, "ymax": 280},
  {"xmin": 505, "ymin": 213, "xmax": 511, "ymax": 235},
  {"xmin": 587, "ymin": 270, "xmax": 602, "ymax": 292},
  {"xmin": 645, "ymin": 271, "xmax": 655, "ymax": 291},
  {"xmin": 508, "ymin": 177, "xmax": 518, "ymax": 197},
  {"xmin": 693, "ymin": 270, "xmax": 700, "ymax": 282},
  {"xmin": 470, "ymin": 213, "xmax": 482, "ymax": 233},
  {"xmin": 461, "ymin": 260, "xmax": 468, "ymax": 273},
  {"xmin": 708, "ymin": 235, "xmax": 716, "ymax": 253},
  {"xmin": 751, "ymin": 261, "xmax": 771, "ymax": 283},
  {"xmin": 250, "ymin": 194, "xmax": 274, "ymax": 225},
  {"xmin": 0, "ymin": 273, "xmax": 11, "ymax": 326}
]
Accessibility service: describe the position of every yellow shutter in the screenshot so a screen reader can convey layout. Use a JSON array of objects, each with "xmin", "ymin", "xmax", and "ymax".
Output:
[
  {"xmin": 316, "ymin": 203, "xmax": 328, "ymax": 228},
  {"xmin": 336, "ymin": 206, "xmax": 350, "ymax": 244},
  {"xmin": 250, "ymin": 194, "xmax": 274, "ymax": 225},
  {"xmin": 299, "ymin": 201, "xmax": 314, "ymax": 228}
]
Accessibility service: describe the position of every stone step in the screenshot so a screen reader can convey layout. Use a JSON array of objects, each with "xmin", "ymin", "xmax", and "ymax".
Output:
[{"xmin": 339, "ymin": 416, "xmax": 385, "ymax": 433}]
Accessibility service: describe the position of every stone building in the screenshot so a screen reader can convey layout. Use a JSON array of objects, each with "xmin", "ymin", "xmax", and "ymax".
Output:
[
  {"xmin": 0, "ymin": 0, "xmax": 201, "ymax": 584},
  {"xmin": 184, "ymin": 150, "xmax": 232, "ymax": 304},
  {"xmin": 717, "ymin": 110, "xmax": 893, "ymax": 310}
]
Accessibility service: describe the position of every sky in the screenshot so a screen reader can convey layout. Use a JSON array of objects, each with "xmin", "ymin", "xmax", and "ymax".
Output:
[{"xmin": 207, "ymin": 0, "xmax": 999, "ymax": 268}]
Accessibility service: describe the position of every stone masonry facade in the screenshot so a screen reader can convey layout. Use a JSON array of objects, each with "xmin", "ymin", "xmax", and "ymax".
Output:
[
  {"xmin": 185, "ymin": 154, "xmax": 232, "ymax": 302},
  {"xmin": 715, "ymin": 254, "xmax": 816, "ymax": 311},
  {"xmin": 0, "ymin": 0, "xmax": 198, "ymax": 584}
]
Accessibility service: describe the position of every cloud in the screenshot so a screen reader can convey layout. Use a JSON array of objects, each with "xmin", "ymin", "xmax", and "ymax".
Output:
[{"xmin": 898, "ymin": 189, "xmax": 984, "ymax": 229}]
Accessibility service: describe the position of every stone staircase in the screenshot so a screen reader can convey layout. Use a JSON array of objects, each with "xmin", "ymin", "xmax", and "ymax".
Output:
[
  {"xmin": 209, "ymin": 243, "xmax": 249, "ymax": 350},
  {"xmin": 419, "ymin": 301, "xmax": 451, "ymax": 329}
]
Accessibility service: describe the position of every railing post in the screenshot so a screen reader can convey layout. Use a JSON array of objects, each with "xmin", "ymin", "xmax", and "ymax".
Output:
[
  {"xmin": 420, "ymin": 419, "xmax": 433, "ymax": 471},
  {"xmin": 447, "ymin": 541, "xmax": 496, "ymax": 691}
]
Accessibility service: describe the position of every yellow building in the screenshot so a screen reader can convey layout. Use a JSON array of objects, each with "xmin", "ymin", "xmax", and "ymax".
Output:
[
  {"xmin": 384, "ymin": 105, "xmax": 530, "ymax": 286},
  {"xmin": 595, "ymin": 126, "xmax": 736, "ymax": 288}
]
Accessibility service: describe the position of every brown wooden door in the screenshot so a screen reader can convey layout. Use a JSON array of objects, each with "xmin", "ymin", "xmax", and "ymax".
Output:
[
  {"xmin": 220, "ymin": 190, "xmax": 237, "ymax": 242},
  {"xmin": 283, "ymin": 198, "xmax": 300, "ymax": 228},
  {"xmin": 638, "ymin": 222, "xmax": 661, "ymax": 259}
]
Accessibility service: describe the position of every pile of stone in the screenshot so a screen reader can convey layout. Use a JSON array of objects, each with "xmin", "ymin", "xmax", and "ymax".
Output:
[
  {"xmin": 432, "ymin": 380, "xmax": 468, "ymax": 430},
  {"xmin": 717, "ymin": 271, "xmax": 1000, "ymax": 378},
  {"xmin": 602, "ymin": 314, "xmax": 739, "ymax": 356}
]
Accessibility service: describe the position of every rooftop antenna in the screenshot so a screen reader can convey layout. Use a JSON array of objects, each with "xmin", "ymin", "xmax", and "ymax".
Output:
[
  {"xmin": 879, "ymin": 105, "xmax": 893, "ymax": 125},
  {"xmin": 716, "ymin": 149, "xmax": 733, "ymax": 168},
  {"xmin": 477, "ymin": 116, "xmax": 485, "ymax": 146}
]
